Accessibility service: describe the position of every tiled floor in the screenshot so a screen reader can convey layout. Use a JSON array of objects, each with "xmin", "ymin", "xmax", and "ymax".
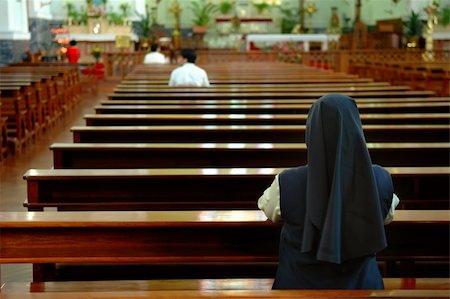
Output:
[{"xmin": 0, "ymin": 80, "xmax": 118, "ymax": 283}]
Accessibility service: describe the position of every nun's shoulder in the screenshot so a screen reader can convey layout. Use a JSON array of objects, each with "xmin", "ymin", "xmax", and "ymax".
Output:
[
  {"xmin": 279, "ymin": 166, "xmax": 308, "ymax": 178},
  {"xmin": 372, "ymin": 164, "xmax": 394, "ymax": 191},
  {"xmin": 372, "ymin": 164, "xmax": 391, "ymax": 177}
]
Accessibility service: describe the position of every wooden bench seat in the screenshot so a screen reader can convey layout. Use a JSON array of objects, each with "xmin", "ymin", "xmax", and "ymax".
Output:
[
  {"xmin": 1, "ymin": 289, "xmax": 448, "ymax": 299},
  {"xmin": 23, "ymin": 167, "xmax": 449, "ymax": 211},
  {"xmin": 0, "ymin": 90, "xmax": 30, "ymax": 154},
  {"xmin": 96, "ymin": 102, "xmax": 450, "ymax": 115},
  {"xmin": 123, "ymin": 77, "xmax": 376, "ymax": 84},
  {"xmin": 50, "ymin": 142, "xmax": 450, "ymax": 169},
  {"xmin": 107, "ymin": 90, "xmax": 435, "ymax": 100},
  {"xmin": 84, "ymin": 113, "xmax": 450, "ymax": 126},
  {"xmin": 71, "ymin": 124, "xmax": 450, "ymax": 143},
  {"xmin": 118, "ymin": 81, "xmax": 390, "ymax": 88},
  {"xmin": 2, "ymin": 278, "xmax": 448, "ymax": 293},
  {"xmin": 1, "ymin": 210, "xmax": 448, "ymax": 281},
  {"xmin": 0, "ymin": 76, "xmax": 53, "ymax": 130},
  {"xmin": 102, "ymin": 97, "xmax": 450, "ymax": 106},
  {"xmin": 0, "ymin": 73, "xmax": 61, "ymax": 128},
  {"xmin": 113, "ymin": 85, "xmax": 412, "ymax": 94},
  {"xmin": 0, "ymin": 84, "xmax": 40, "ymax": 142}
]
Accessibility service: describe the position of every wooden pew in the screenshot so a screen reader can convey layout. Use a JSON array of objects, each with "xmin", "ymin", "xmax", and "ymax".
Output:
[
  {"xmin": 50, "ymin": 142, "xmax": 450, "ymax": 169},
  {"xmin": 113, "ymin": 85, "xmax": 413, "ymax": 93},
  {"xmin": 2, "ymin": 278, "xmax": 449, "ymax": 293},
  {"xmin": 23, "ymin": 167, "xmax": 449, "ymax": 211},
  {"xmin": 0, "ymin": 87, "xmax": 30, "ymax": 154},
  {"xmin": 84, "ymin": 113, "xmax": 450, "ymax": 126},
  {"xmin": 0, "ymin": 84, "xmax": 40, "ymax": 142},
  {"xmin": 101, "ymin": 97, "xmax": 450, "ymax": 106},
  {"xmin": 71, "ymin": 125, "xmax": 450, "ymax": 143},
  {"xmin": 1, "ymin": 290, "xmax": 449, "ymax": 299},
  {"xmin": 1, "ymin": 65, "xmax": 81, "ymax": 112},
  {"xmin": 1, "ymin": 210, "xmax": 448, "ymax": 281},
  {"xmin": 95, "ymin": 102, "xmax": 450, "ymax": 115},
  {"xmin": 122, "ymin": 77, "xmax": 377, "ymax": 84},
  {"xmin": 1, "ymin": 288, "xmax": 448, "ymax": 299},
  {"xmin": 0, "ymin": 73, "xmax": 62, "ymax": 128},
  {"xmin": 0, "ymin": 102, "xmax": 8, "ymax": 161},
  {"xmin": 106, "ymin": 90, "xmax": 435, "ymax": 100},
  {"xmin": 118, "ymin": 81, "xmax": 393, "ymax": 89}
]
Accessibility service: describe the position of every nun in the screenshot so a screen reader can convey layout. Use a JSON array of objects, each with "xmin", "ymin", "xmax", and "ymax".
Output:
[{"xmin": 258, "ymin": 94, "xmax": 400, "ymax": 289}]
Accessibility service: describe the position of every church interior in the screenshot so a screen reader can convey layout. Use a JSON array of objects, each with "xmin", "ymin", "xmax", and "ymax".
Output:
[{"xmin": 0, "ymin": 0, "xmax": 449, "ymax": 298}]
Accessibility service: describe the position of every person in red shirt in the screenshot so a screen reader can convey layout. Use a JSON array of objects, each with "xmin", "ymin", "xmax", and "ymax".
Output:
[{"xmin": 66, "ymin": 40, "xmax": 80, "ymax": 64}]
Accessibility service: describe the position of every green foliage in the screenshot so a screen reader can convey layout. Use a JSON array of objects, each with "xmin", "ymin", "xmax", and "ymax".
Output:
[
  {"xmin": 191, "ymin": 0, "xmax": 218, "ymax": 26},
  {"xmin": 219, "ymin": 0, "xmax": 233, "ymax": 15},
  {"xmin": 65, "ymin": 2, "xmax": 88, "ymax": 25},
  {"xmin": 107, "ymin": 12, "xmax": 123, "ymax": 25},
  {"xmin": 439, "ymin": 7, "xmax": 450, "ymax": 26},
  {"xmin": 91, "ymin": 46, "xmax": 102, "ymax": 62},
  {"xmin": 253, "ymin": 2, "xmax": 269, "ymax": 13},
  {"xmin": 403, "ymin": 10, "xmax": 424, "ymax": 37},
  {"xmin": 135, "ymin": 6, "xmax": 152, "ymax": 38},
  {"xmin": 119, "ymin": 2, "xmax": 130, "ymax": 18},
  {"xmin": 279, "ymin": 6, "xmax": 297, "ymax": 33}
]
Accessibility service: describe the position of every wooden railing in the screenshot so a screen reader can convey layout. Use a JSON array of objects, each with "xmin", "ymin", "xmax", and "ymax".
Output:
[
  {"xmin": 301, "ymin": 49, "xmax": 450, "ymax": 73},
  {"xmin": 103, "ymin": 51, "xmax": 147, "ymax": 79},
  {"xmin": 196, "ymin": 49, "xmax": 277, "ymax": 63}
]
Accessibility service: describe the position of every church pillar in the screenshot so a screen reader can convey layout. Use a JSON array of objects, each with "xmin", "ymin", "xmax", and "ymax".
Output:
[
  {"xmin": 0, "ymin": 0, "xmax": 31, "ymax": 65},
  {"xmin": 27, "ymin": 0, "xmax": 58, "ymax": 56}
]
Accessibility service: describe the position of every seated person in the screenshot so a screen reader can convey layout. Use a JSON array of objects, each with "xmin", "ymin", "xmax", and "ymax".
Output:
[
  {"xmin": 168, "ymin": 48, "xmax": 210, "ymax": 87},
  {"xmin": 143, "ymin": 43, "xmax": 168, "ymax": 64},
  {"xmin": 258, "ymin": 94, "xmax": 400, "ymax": 290},
  {"xmin": 66, "ymin": 40, "xmax": 80, "ymax": 64}
]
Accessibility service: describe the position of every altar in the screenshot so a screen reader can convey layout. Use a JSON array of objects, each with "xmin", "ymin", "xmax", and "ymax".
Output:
[
  {"xmin": 56, "ymin": 33, "xmax": 139, "ymax": 57},
  {"xmin": 246, "ymin": 34, "xmax": 340, "ymax": 51},
  {"xmin": 55, "ymin": 0, "xmax": 140, "ymax": 58}
]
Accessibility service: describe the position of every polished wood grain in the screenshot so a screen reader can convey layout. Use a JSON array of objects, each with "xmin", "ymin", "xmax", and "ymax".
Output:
[
  {"xmin": 96, "ymin": 102, "xmax": 450, "ymax": 115},
  {"xmin": 84, "ymin": 113, "xmax": 450, "ymax": 126},
  {"xmin": 1, "ymin": 289, "xmax": 448, "ymax": 298},
  {"xmin": 106, "ymin": 90, "xmax": 435, "ymax": 100},
  {"xmin": 118, "ymin": 81, "xmax": 391, "ymax": 88},
  {"xmin": 22, "ymin": 167, "xmax": 449, "ymax": 211},
  {"xmin": 123, "ymin": 77, "xmax": 376, "ymax": 84},
  {"xmin": 2, "ymin": 278, "xmax": 449, "ymax": 293},
  {"xmin": 71, "ymin": 124, "xmax": 450, "ymax": 143},
  {"xmin": 0, "ymin": 210, "xmax": 448, "ymax": 282},
  {"xmin": 103, "ymin": 97, "xmax": 450, "ymax": 105},
  {"xmin": 50, "ymin": 142, "xmax": 450, "ymax": 168},
  {"xmin": 113, "ymin": 85, "xmax": 412, "ymax": 93}
]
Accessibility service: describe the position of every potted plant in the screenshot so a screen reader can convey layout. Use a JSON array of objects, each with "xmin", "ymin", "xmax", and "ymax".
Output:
[
  {"xmin": 135, "ymin": 5, "xmax": 153, "ymax": 50},
  {"xmin": 439, "ymin": 6, "xmax": 450, "ymax": 26},
  {"xmin": 279, "ymin": 6, "xmax": 297, "ymax": 33},
  {"xmin": 219, "ymin": 0, "xmax": 234, "ymax": 16},
  {"xmin": 191, "ymin": 0, "xmax": 218, "ymax": 33},
  {"xmin": 403, "ymin": 10, "xmax": 424, "ymax": 48},
  {"xmin": 252, "ymin": 0, "xmax": 269, "ymax": 14},
  {"xmin": 136, "ymin": 5, "xmax": 151, "ymax": 37},
  {"xmin": 106, "ymin": 12, "xmax": 123, "ymax": 26},
  {"xmin": 91, "ymin": 46, "xmax": 102, "ymax": 63}
]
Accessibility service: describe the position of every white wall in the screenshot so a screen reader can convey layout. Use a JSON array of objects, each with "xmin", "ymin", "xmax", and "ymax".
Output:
[
  {"xmin": 28, "ymin": 0, "xmax": 53, "ymax": 19},
  {"xmin": 0, "ymin": 0, "xmax": 30, "ymax": 40}
]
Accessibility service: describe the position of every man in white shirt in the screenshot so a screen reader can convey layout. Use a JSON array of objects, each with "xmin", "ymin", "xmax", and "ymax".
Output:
[
  {"xmin": 143, "ymin": 44, "xmax": 169, "ymax": 64},
  {"xmin": 168, "ymin": 48, "xmax": 210, "ymax": 87}
]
